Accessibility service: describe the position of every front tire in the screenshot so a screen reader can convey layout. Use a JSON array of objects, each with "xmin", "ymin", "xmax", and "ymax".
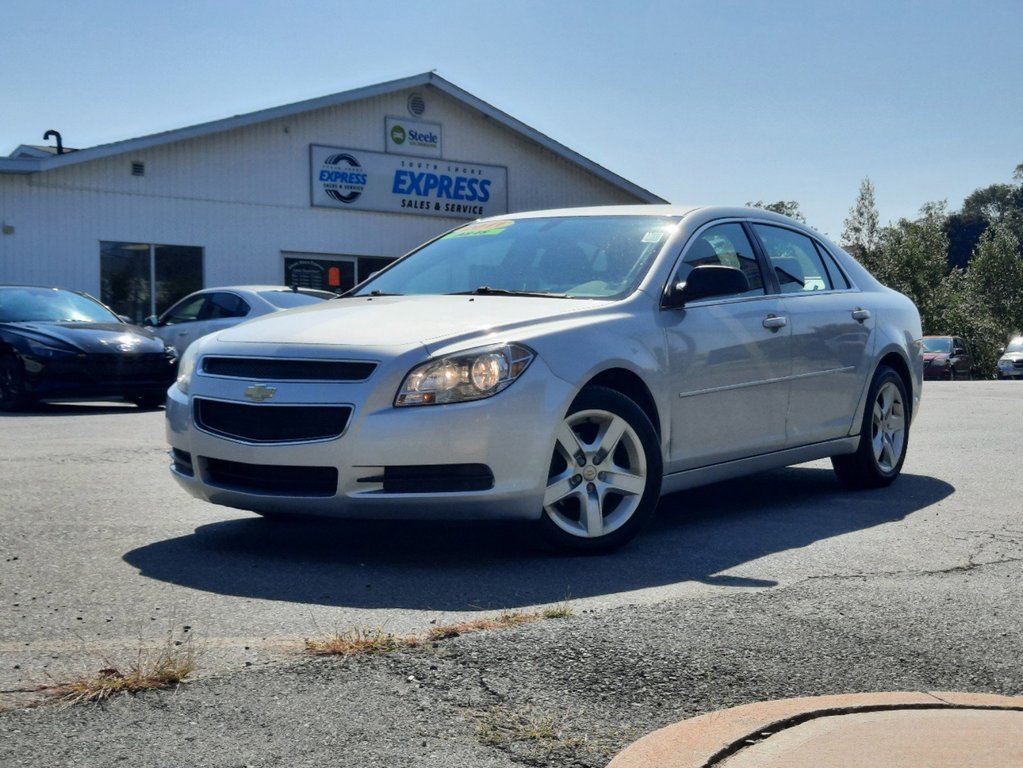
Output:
[
  {"xmin": 0, "ymin": 354, "xmax": 31, "ymax": 412},
  {"xmin": 832, "ymin": 365, "xmax": 909, "ymax": 489},
  {"xmin": 538, "ymin": 387, "xmax": 662, "ymax": 553}
]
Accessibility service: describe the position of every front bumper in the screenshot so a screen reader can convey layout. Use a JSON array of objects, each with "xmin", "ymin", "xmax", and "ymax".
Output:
[{"xmin": 165, "ymin": 356, "xmax": 572, "ymax": 521}]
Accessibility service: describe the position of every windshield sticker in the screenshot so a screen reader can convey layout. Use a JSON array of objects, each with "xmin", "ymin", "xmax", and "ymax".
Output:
[
  {"xmin": 444, "ymin": 220, "xmax": 515, "ymax": 238},
  {"xmin": 642, "ymin": 230, "xmax": 667, "ymax": 244}
]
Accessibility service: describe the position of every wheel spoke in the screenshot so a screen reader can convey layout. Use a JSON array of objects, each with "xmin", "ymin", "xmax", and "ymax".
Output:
[
  {"xmin": 594, "ymin": 416, "xmax": 627, "ymax": 463},
  {"xmin": 582, "ymin": 486, "xmax": 604, "ymax": 538},
  {"xmin": 544, "ymin": 473, "xmax": 578, "ymax": 506},
  {"xmin": 554, "ymin": 423, "xmax": 586, "ymax": 464},
  {"xmin": 602, "ymin": 468, "xmax": 646, "ymax": 496}
]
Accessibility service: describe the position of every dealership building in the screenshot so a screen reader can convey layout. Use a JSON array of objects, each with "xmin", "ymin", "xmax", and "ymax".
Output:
[{"xmin": 0, "ymin": 72, "xmax": 664, "ymax": 322}]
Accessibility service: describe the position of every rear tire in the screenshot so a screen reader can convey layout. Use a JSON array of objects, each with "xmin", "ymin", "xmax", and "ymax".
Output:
[
  {"xmin": 832, "ymin": 365, "xmax": 909, "ymax": 489},
  {"xmin": 538, "ymin": 387, "xmax": 662, "ymax": 554}
]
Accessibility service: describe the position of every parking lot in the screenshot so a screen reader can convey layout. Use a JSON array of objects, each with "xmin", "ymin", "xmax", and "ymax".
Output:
[{"xmin": 2, "ymin": 382, "xmax": 1021, "ymax": 709}]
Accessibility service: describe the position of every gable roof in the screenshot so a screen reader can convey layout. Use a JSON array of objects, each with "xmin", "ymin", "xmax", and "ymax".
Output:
[{"xmin": 0, "ymin": 72, "xmax": 665, "ymax": 203}]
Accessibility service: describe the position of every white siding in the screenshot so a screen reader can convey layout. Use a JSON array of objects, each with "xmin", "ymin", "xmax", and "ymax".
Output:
[{"xmin": 0, "ymin": 83, "xmax": 652, "ymax": 296}]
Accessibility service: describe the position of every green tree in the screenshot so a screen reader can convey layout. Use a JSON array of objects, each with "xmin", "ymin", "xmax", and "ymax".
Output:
[
  {"xmin": 841, "ymin": 177, "xmax": 880, "ymax": 255},
  {"xmin": 861, "ymin": 202, "xmax": 950, "ymax": 335},
  {"xmin": 746, "ymin": 200, "xmax": 806, "ymax": 223},
  {"xmin": 965, "ymin": 221, "xmax": 1023, "ymax": 335}
]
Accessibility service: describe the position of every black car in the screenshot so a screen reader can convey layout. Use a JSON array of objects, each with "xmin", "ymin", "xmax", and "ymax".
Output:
[{"xmin": 0, "ymin": 285, "xmax": 178, "ymax": 410}]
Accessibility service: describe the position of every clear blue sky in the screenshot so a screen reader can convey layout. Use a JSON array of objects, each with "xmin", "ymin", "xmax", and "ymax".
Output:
[{"xmin": 4, "ymin": 0, "xmax": 1021, "ymax": 240}]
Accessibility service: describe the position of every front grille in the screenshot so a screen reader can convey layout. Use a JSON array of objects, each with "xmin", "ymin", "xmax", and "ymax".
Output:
[
  {"xmin": 76, "ymin": 353, "xmax": 175, "ymax": 383},
  {"xmin": 357, "ymin": 464, "xmax": 495, "ymax": 493},
  {"xmin": 203, "ymin": 458, "xmax": 338, "ymax": 496},
  {"xmin": 194, "ymin": 399, "xmax": 351, "ymax": 443},
  {"xmin": 202, "ymin": 357, "xmax": 376, "ymax": 381}
]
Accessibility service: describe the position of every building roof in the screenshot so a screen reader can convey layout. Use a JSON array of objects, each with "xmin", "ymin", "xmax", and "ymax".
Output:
[{"xmin": 0, "ymin": 72, "xmax": 665, "ymax": 203}]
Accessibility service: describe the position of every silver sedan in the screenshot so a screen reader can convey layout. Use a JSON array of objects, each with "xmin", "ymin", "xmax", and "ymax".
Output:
[{"xmin": 166, "ymin": 206, "xmax": 923, "ymax": 552}]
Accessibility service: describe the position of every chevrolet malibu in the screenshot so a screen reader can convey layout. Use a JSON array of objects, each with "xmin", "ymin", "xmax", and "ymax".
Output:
[{"xmin": 166, "ymin": 206, "xmax": 923, "ymax": 552}]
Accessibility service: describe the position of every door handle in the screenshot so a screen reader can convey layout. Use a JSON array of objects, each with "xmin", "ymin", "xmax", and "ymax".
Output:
[
  {"xmin": 762, "ymin": 314, "xmax": 787, "ymax": 330},
  {"xmin": 852, "ymin": 308, "xmax": 871, "ymax": 322}
]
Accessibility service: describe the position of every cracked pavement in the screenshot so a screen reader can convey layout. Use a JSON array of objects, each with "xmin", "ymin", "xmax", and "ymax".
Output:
[{"xmin": 1, "ymin": 383, "xmax": 1021, "ymax": 765}]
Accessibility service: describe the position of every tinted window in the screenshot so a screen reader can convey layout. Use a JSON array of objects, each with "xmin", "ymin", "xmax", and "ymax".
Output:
[
  {"xmin": 674, "ymin": 223, "xmax": 765, "ymax": 297},
  {"xmin": 753, "ymin": 225, "xmax": 834, "ymax": 293},
  {"xmin": 204, "ymin": 293, "xmax": 249, "ymax": 319},
  {"xmin": 161, "ymin": 295, "xmax": 206, "ymax": 325},
  {"xmin": 814, "ymin": 242, "xmax": 850, "ymax": 289}
]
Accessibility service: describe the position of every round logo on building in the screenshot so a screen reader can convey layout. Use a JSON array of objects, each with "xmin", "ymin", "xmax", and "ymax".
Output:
[
  {"xmin": 319, "ymin": 153, "xmax": 367, "ymax": 204},
  {"xmin": 390, "ymin": 125, "xmax": 406, "ymax": 145}
]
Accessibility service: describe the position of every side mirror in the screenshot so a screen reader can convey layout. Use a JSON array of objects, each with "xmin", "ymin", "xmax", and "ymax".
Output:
[{"xmin": 663, "ymin": 265, "xmax": 751, "ymax": 309}]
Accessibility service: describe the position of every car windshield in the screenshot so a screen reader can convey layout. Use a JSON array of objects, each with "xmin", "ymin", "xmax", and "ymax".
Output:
[
  {"xmin": 259, "ymin": 290, "xmax": 333, "ymax": 309},
  {"xmin": 354, "ymin": 215, "xmax": 681, "ymax": 299},
  {"xmin": 0, "ymin": 287, "xmax": 120, "ymax": 324},
  {"xmin": 1006, "ymin": 338, "xmax": 1023, "ymax": 353},
  {"xmin": 921, "ymin": 337, "xmax": 952, "ymax": 353}
]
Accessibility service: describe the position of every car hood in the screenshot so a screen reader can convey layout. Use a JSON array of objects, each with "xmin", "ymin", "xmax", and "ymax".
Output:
[
  {"xmin": 6, "ymin": 321, "xmax": 168, "ymax": 354},
  {"xmin": 922, "ymin": 352, "xmax": 949, "ymax": 362},
  {"xmin": 1000, "ymin": 352, "xmax": 1023, "ymax": 362},
  {"xmin": 215, "ymin": 295, "xmax": 604, "ymax": 351}
]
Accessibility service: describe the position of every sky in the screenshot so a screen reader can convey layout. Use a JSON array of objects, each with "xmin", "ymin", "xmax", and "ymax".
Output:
[{"xmin": 3, "ymin": 0, "xmax": 1022, "ymax": 240}]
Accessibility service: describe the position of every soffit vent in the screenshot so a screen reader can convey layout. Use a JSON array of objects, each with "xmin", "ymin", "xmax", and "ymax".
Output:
[
  {"xmin": 407, "ymin": 92, "xmax": 426, "ymax": 117},
  {"xmin": 131, "ymin": 161, "xmax": 145, "ymax": 177}
]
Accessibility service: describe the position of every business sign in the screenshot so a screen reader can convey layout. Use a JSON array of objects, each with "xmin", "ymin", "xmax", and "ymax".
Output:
[
  {"xmin": 385, "ymin": 116, "xmax": 441, "ymax": 157},
  {"xmin": 310, "ymin": 145, "xmax": 508, "ymax": 219}
]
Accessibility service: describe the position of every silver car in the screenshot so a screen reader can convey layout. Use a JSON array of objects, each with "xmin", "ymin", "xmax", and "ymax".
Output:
[
  {"xmin": 997, "ymin": 337, "xmax": 1023, "ymax": 379},
  {"xmin": 166, "ymin": 206, "xmax": 923, "ymax": 552},
  {"xmin": 145, "ymin": 285, "xmax": 335, "ymax": 356}
]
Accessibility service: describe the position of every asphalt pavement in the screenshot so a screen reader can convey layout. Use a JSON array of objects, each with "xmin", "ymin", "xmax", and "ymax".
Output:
[{"xmin": 1, "ymin": 382, "xmax": 1021, "ymax": 766}]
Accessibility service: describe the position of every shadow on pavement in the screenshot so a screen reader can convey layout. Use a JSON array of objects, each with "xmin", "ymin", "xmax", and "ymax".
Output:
[{"xmin": 123, "ymin": 467, "xmax": 953, "ymax": 611}]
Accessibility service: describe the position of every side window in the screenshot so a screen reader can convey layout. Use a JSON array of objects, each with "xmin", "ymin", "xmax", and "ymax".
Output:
[
  {"xmin": 753, "ymin": 224, "xmax": 834, "ymax": 293},
  {"xmin": 203, "ymin": 292, "xmax": 250, "ymax": 319},
  {"xmin": 161, "ymin": 295, "xmax": 206, "ymax": 325},
  {"xmin": 815, "ymin": 242, "xmax": 850, "ymax": 290},
  {"xmin": 674, "ymin": 223, "xmax": 765, "ymax": 297}
]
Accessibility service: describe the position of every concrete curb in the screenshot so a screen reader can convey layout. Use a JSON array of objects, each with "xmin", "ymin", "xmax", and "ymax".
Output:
[{"xmin": 607, "ymin": 691, "xmax": 1023, "ymax": 768}]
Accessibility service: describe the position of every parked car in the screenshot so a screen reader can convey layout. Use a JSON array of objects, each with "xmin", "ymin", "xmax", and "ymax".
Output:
[
  {"xmin": 997, "ymin": 336, "xmax": 1023, "ymax": 379},
  {"xmin": 0, "ymin": 285, "xmax": 178, "ymax": 410},
  {"xmin": 920, "ymin": 335, "xmax": 975, "ymax": 380},
  {"xmin": 145, "ymin": 285, "xmax": 335, "ymax": 355},
  {"xmin": 166, "ymin": 205, "xmax": 923, "ymax": 552}
]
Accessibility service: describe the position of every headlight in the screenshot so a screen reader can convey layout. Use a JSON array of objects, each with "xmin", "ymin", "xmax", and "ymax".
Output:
[
  {"xmin": 175, "ymin": 343, "xmax": 200, "ymax": 394},
  {"xmin": 395, "ymin": 343, "xmax": 534, "ymax": 406},
  {"xmin": 24, "ymin": 338, "xmax": 76, "ymax": 358}
]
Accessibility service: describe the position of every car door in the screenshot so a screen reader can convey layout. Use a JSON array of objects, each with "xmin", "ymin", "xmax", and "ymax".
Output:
[
  {"xmin": 750, "ymin": 224, "xmax": 873, "ymax": 446},
  {"xmin": 663, "ymin": 222, "xmax": 791, "ymax": 472}
]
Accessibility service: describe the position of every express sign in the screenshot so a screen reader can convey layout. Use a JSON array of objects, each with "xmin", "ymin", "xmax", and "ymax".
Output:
[{"xmin": 310, "ymin": 145, "xmax": 508, "ymax": 219}]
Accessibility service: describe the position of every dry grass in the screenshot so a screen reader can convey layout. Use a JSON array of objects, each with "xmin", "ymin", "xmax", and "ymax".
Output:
[
  {"xmin": 305, "ymin": 605, "xmax": 574, "ymax": 656},
  {"xmin": 304, "ymin": 627, "xmax": 420, "ymax": 656},
  {"xmin": 52, "ymin": 639, "xmax": 197, "ymax": 705},
  {"xmin": 476, "ymin": 704, "xmax": 588, "ymax": 754}
]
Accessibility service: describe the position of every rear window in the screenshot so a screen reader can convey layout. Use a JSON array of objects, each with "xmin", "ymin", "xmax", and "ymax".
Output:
[{"xmin": 260, "ymin": 291, "xmax": 332, "ymax": 309}]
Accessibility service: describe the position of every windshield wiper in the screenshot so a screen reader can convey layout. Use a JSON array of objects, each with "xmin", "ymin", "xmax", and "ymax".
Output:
[{"xmin": 450, "ymin": 286, "xmax": 569, "ymax": 298}]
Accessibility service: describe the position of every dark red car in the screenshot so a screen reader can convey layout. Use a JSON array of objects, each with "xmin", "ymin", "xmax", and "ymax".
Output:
[{"xmin": 921, "ymin": 335, "xmax": 975, "ymax": 380}]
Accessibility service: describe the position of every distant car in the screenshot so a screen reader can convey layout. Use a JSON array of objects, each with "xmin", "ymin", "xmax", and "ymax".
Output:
[
  {"xmin": 145, "ymin": 286, "xmax": 335, "ymax": 355},
  {"xmin": 0, "ymin": 285, "xmax": 178, "ymax": 410},
  {"xmin": 921, "ymin": 335, "xmax": 975, "ymax": 380},
  {"xmin": 166, "ymin": 205, "xmax": 923, "ymax": 553},
  {"xmin": 997, "ymin": 336, "xmax": 1023, "ymax": 379}
]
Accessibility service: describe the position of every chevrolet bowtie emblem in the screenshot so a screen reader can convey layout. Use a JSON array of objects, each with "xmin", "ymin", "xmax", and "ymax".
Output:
[{"xmin": 244, "ymin": 384, "xmax": 278, "ymax": 402}]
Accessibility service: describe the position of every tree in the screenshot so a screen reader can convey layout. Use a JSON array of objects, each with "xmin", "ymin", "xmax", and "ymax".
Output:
[
  {"xmin": 861, "ymin": 202, "xmax": 950, "ymax": 335},
  {"xmin": 841, "ymin": 178, "xmax": 880, "ymax": 255},
  {"xmin": 746, "ymin": 200, "xmax": 805, "ymax": 223},
  {"xmin": 965, "ymin": 221, "xmax": 1023, "ymax": 336}
]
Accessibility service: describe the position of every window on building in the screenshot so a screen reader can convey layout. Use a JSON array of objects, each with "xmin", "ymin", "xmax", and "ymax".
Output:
[{"xmin": 100, "ymin": 242, "xmax": 203, "ymax": 322}]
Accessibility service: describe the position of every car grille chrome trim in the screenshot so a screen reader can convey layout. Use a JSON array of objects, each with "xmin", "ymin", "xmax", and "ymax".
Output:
[
  {"xmin": 201, "ymin": 356, "xmax": 376, "ymax": 381},
  {"xmin": 193, "ymin": 398, "xmax": 352, "ymax": 443}
]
